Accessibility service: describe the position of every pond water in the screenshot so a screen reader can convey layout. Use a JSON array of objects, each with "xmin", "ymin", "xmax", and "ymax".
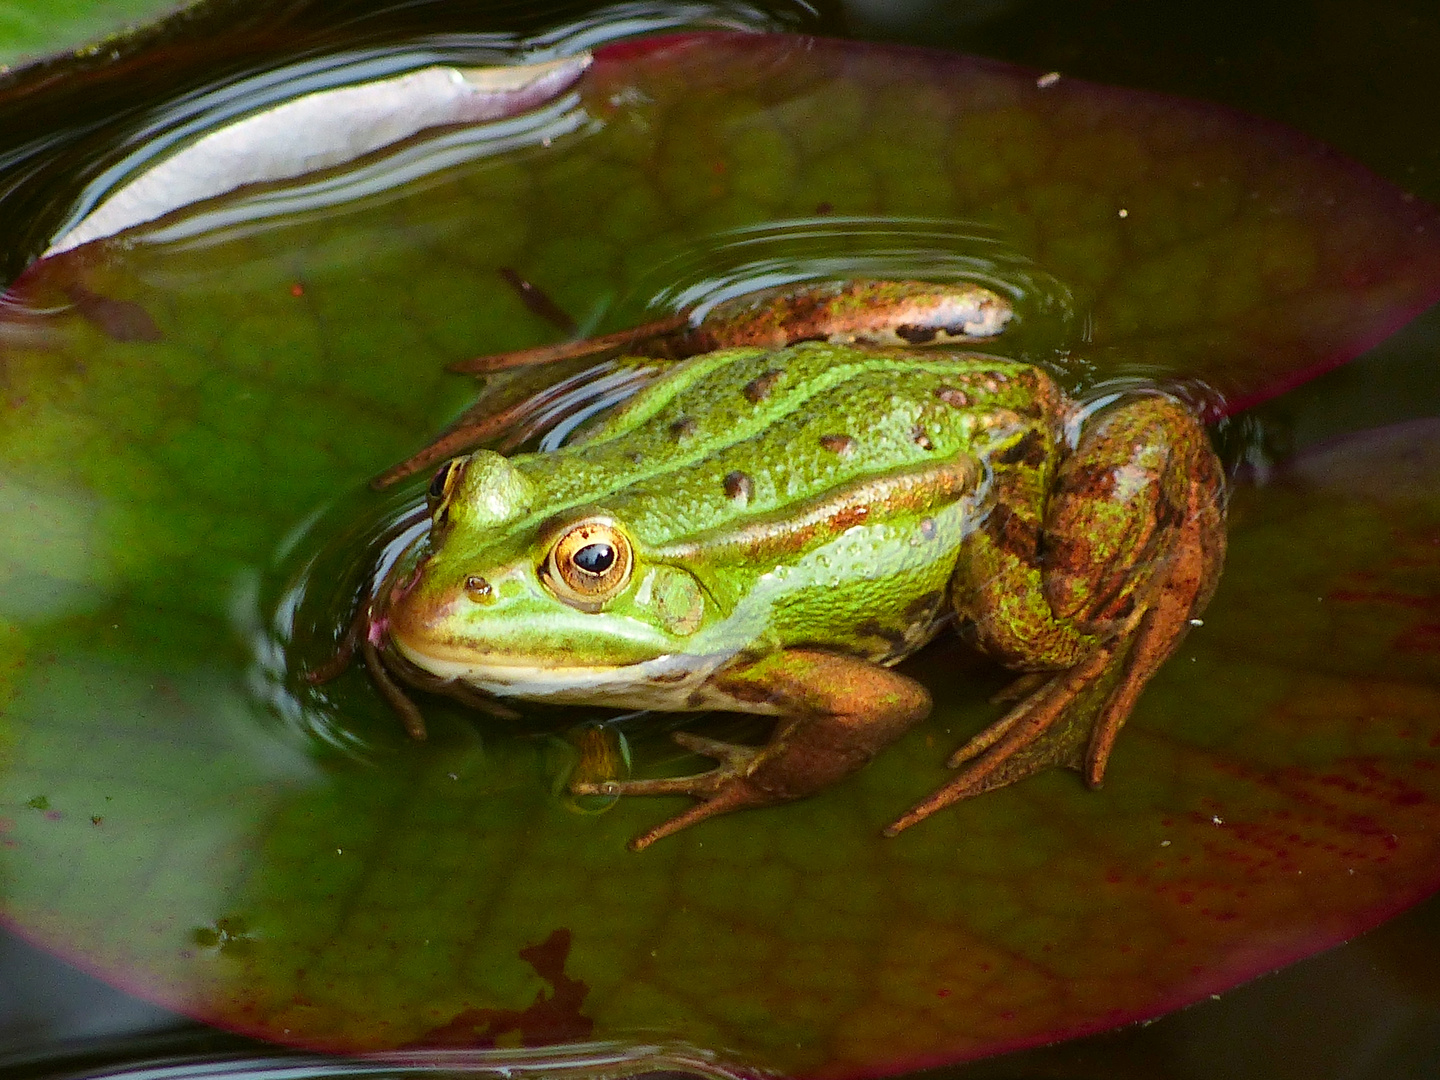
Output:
[{"xmin": 3, "ymin": 2, "xmax": 1440, "ymax": 1079}]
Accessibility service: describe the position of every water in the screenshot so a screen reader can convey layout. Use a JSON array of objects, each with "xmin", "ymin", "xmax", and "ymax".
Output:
[{"xmin": 2, "ymin": 1, "xmax": 1440, "ymax": 1078}]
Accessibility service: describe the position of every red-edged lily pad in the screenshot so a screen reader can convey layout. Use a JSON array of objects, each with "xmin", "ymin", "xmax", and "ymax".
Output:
[{"xmin": 1, "ymin": 31, "xmax": 1439, "ymax": 1078}]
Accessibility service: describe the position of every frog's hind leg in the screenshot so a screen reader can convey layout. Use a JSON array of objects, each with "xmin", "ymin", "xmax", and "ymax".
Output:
[
  {"xmin": 888, "ymin": 393, "xmax": 1226, "ymax": 834},
  {"xmin": 697, "ymin": 279, "xmax": 1012, "ymax": 350},
  {"xmin": 885, "ymin": 611, "xmax": 1138, "ymax": 835},
  {"xmin": 1076, "ymin": 440, "xmax": 1224, "ymax": 785},
  {"xmin": 449, "ymin": 277, "xmax": 1015, "ymax": 380}
]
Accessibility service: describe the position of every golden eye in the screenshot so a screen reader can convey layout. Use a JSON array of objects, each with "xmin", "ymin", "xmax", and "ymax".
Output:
[{"xmin": 542, "ymin": 518, "xmax": 633, "ymax": 611}]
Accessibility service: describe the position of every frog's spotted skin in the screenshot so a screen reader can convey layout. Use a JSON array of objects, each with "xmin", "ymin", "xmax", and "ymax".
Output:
[
  {"xmin": 389, "ymin": 342, "xmax": 1025, "ymax": 688},
  {"xmin": 374, "ymin": 280, "xmax": 1226, "ymax": 849}
]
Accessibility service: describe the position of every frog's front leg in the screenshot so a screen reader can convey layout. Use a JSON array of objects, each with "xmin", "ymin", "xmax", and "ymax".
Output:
[
  {"xmin": 888, "ymin": 393, "xmax": 1226, "ymax": 834},
  {"xmin": 572, "ymin": 649, "xmax": 931, "ymax": 850}
]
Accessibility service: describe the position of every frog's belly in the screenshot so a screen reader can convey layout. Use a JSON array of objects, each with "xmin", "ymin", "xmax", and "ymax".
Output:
[{"xmin": 403, "ymin": 649, "xmax": 783, "ymax": 715}]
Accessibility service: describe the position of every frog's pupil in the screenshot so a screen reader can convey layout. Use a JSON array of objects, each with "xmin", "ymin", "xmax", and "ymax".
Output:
[{"xmin": 573, "ymin": 542, "xmax": 615, "ymax": 575}]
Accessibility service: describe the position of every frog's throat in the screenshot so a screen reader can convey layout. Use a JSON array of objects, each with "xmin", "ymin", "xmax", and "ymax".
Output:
[{"xmin": 389, "ymin": 641, "xmax": 780, "ymax": 714}]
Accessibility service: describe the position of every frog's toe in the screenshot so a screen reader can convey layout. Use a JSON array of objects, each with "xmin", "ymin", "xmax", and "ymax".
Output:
[
  {"xmin": 624, "ymin": 780, "xmax": 775, "ymax": 850},
  {"xmin": 883, "ymin": 769, "xmax": 991, "ymax": 836},
  {"xmin": 572, "ymin": 771, "xmax": 726, "ymax": 799},
  {"xmin": 885, "ymin": 651, "xmax": 1112, "ymax": 836},
  {"xmin": 670, "ymin": 730, "xmax": 761, "ymax": 769},
  {"xmin": 568, "ymin": 732, "xmax": 770, "ymax": 847},
  {"xmin": 569, "ymin": 731, "xmax": 758, "ymax": 799},
  {"xmin": 985, "ymin": 670, "xmax": 1049, "ymax": 707}
]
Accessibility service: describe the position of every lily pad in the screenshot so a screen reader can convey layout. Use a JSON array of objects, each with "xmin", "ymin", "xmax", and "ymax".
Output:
[
  {"xmin": 0, "ymin": 0, "xmax": 205, "ymax": 70},
  {"xmin": 1, "ymin": 30, "xmax": 1439, "ymax": 1077}
]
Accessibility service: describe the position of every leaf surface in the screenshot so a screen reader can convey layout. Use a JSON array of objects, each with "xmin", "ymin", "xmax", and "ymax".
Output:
[
  {"xmin": 1, "ymin": 32, "xmax": 1439, "ymax": 1077},
  {"xmin": 0, "ymin": 0, "xmax": 202, "ymax": 68}
]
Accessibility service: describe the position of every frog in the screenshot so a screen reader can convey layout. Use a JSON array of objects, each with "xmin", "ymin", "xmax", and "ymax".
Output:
[{"xmin": 356, "ymin": 279, "xmax": 1226, "ymax": 850}]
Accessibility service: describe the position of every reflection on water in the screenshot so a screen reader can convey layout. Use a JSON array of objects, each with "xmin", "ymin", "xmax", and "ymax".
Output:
[
  {"xmin": 86, "ymin": 1047, "xmax": 760, "ymax": 1080},
  {"xmin": 0, "ymin": 2, "xmax": 823, "ymax": 282},
  {"xmin": 630, "ymin": 215, "xmax": 1075, "ymax": 338},
  {"xmin": 246, "ymin": 485, "xmax": 431, "ymax": 761},
  {"xmin": 50, "ymin": 57, "xmax": 595, "ymax": 257},
  {"xmin": 39, "ymin": 2, "xmax": 816, "ymax": 263},
  {"xmin": 1, "ymin": 1033, "xmax": 751, "ymax": 1080},
  {"xmin": 0, "ymin": 931, "xmax": 180, "ymax": 1050}
]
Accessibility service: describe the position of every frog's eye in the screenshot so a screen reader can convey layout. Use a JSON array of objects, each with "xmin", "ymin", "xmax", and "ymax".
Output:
[
  {"xmin": 542, "ymin": 518, "xmax": 633, "ymax": 611},
  {"xmin": 428, "ymin": 459, "xmax": 463, "ymax": 507},
  {"xmin": 427, "ymin": 459, "xmax": 465, "ymax": 528}
]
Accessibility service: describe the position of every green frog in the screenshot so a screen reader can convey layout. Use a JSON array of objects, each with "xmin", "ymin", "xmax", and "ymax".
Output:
[{"xmin": 361, "ymin": 279, "xmax": 1226, "ymax": 850}]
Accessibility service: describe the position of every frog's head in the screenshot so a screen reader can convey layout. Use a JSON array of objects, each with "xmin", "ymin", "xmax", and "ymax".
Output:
[{"xmin": 383, "ymin": 450, "xmax": 713, "ymax": 694}]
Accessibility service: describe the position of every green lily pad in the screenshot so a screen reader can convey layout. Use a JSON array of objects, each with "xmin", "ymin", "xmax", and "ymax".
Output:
[
  {"xmin": 1, "ymin": 31, "xmax": 1439, "ymax": 1077},
  {"xmin": 0, "ymin": 0, "xmax": 205, "ymax": 70}
]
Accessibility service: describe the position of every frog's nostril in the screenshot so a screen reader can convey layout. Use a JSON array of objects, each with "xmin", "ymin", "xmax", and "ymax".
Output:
[{"xmin": 464, "ymin": 575, "xmax": 494, "ymax": 602}]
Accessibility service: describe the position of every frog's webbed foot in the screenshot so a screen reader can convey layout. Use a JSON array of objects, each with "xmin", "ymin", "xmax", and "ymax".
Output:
[
  {"xmin": 667, "ymin": 731, "xmax": 764, "ymax": 778},
  {"xmin": 572, "ymin": 731, "xmax": 760, "ymax": 799},
  {"xmin": 885, "ymin": 622, "xmax": 1134, "ymax": 835},
  {"xmin": 571, "ymin": 732, "xmax": 771, "ymax": 850},
  {"xmin": 889, "ymin": 392, "xmax": 1226, "ymax": 835},
  {"xmin": 573, "ymin": 649, "xmax": 932, "ymax": 850},
  {"xmin": 987, "ymin": 670, "xmax": 1049, "ymax": 706}
]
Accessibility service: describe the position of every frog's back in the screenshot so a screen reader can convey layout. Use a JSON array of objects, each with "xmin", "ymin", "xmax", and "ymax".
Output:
[{"xmin": 511, "ymin": 342, "xmax": 1063, "ymax": 548}]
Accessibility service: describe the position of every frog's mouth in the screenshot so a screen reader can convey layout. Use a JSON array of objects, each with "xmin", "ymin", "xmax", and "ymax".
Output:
[
  {"xmin": 386, "ymin": 635, "xmax": 773, "ymax": 714},
  {"xmin": 374, "ymin": 644, "xmax": 520, "ymax": 719}
]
